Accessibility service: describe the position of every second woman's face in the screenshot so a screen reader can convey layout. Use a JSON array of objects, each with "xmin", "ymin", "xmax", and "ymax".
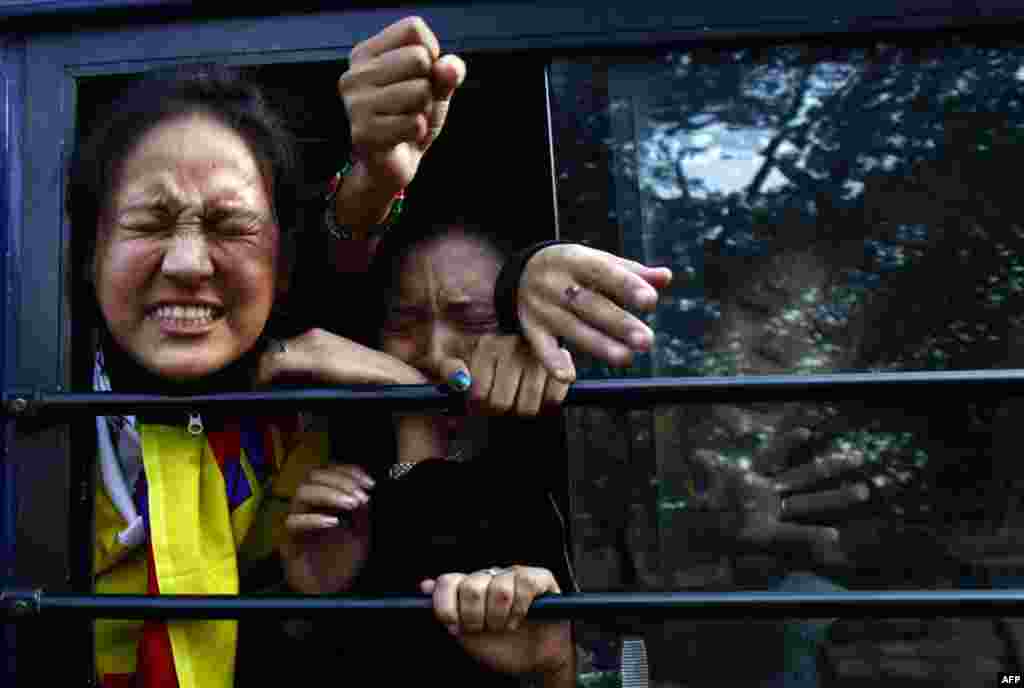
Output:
[
  {"xmin": 93, "ymin": 113, "xmax": 282, "ymax": 381},
  {"xmin": 380, "ymin": 234, "xmax": 501, "ymax": 381}
]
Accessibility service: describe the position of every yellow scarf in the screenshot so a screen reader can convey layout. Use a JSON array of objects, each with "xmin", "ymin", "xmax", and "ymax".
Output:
[{"xmin": 93, "ymin": 417, "xmax": 327, "ymax": 688}]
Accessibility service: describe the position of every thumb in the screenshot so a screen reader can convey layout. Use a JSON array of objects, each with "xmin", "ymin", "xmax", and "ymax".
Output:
[
  {"xmin": 431, "ymin": 54, "xmax": 467, "ymax": 101},
  {"xmin": 439, "ymin": 357, "xmax": 471, "ymax": 392},
  {"xmin": 420, "ymin": 54, "xmax": 466, "ymax": 149}
]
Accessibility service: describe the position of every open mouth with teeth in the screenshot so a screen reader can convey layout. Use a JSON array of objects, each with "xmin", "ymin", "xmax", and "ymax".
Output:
[{"xmin": 146, "ymin": 303, "xmax": 225, "ymax": 330}]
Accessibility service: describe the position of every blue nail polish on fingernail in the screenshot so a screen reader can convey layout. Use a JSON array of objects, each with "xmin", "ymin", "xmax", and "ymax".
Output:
[{"xmin": 449, "ymin": 370, "xmax": 471, "ymax": 392}]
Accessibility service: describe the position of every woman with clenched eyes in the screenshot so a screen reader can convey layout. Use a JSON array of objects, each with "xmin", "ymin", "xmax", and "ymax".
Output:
[{"xmin": 73, "ymin": 17, "xmax": 670, "ymax": 688}]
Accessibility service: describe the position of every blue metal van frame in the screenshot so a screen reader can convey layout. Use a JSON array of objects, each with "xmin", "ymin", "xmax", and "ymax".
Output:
[{"xmin": 3, "ymin": 1, "xmax": 1024, "ymax": 684}]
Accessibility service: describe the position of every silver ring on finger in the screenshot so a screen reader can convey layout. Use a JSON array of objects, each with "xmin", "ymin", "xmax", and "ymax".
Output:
[
  {"xmin": 564, "ymin": 284, "xmax": 583, "ymax": 306},
  {"xmin": 779, "ymin": 497, "xmax": 788, "ymax": 519},
  {"xmin": 484, "ymin": 567, "xmax": 503, "ymax": 577}
]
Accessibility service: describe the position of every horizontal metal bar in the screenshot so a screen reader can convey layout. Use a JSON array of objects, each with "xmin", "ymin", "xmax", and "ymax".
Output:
[
  {"xmin": 6, "ymin": 369, "xmax": 1024, "ymax": 418},
  {"xmin": 7, "ymin": 589, "xmax": 1024, "ymax": 620}
]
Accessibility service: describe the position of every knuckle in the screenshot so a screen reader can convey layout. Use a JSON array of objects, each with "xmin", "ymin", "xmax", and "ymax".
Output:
[
  {"xmin": 413, "ymin": 79, "xmax": 433, "ymax": 107},
  {"xmin": 582, "ymin": 258, "xmax": 610, "ymax": 289},
  {"xmin": 406, "ymin": 16, "xmax": 433, "ymax": 45},
  {"xmin": 620, "ymin": 271, "xmax": 637, "ymax": 294},
  {"xmin": 498, "ymin": 336, "xmax": 518, "ymax": 358},
  {"xmin": 406, "ymin": 15, "xmax": 427, "ymax": 33},
  {"xmin": 474, "ymin": 333, "xmax": 495, "ymax": 354},
  {"xmin": 460, "ymin": 585, "xmax": 483, "ymax": 605},
  {"xmin": 350, "ymin": 121, "xmax": 371, "ymax": 146},
  {"xmin": 493, "ymin": 586, "xmax": 512, "ymax": 607},
  {"xmin": 438, "ymin": 573, "xmax": 461, "ymax": 587},
  {"xmin": 520, "ymin": 574, "xmax": 543, "ymax": 595},
  {"xmin": 410, "ymin": 45, "xmax": 433, "ymax": 74},
  {"xmin": 537, "ymin": 269, "xmax": 562, "ymax": 294}
]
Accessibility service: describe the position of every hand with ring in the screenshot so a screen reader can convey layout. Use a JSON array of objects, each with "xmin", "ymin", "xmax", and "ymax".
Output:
[
  {"xmin": 419, "ymin": 565, "xmax": 573, "ymax": 678},
  {"xmin": 254, "ymin": 327, "xmax": 430, "ymax": 388},
  {"xmin": 517, "ymin": 243, "xmax": 673, "ymax": 378}
]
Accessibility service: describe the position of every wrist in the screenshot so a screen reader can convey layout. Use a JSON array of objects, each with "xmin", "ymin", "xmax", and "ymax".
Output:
[
  {"xmin": 494, "ymin": 241, "xmax": 578, "ymax": 334},
  {"xmin": 534, "ymin": 658, "xmax": 574, "ymax": 688},
  {"xmin": 395, "ymin": 415, "xmax": 446, "ymax": 462},
  {"xmin": 331, "ymin": 158, "xmax": 405, "ymax": 240}
]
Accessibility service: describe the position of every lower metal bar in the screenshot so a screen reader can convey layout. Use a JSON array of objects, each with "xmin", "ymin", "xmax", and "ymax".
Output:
[{"xmin": 6, "ymin": 590, "xmax": 1024, "ymax": 620}]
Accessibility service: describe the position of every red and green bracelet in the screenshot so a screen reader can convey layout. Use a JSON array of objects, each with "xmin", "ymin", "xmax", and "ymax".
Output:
[{"xmin": 323, "ymin": 159, "xmax": 406, "ymax": 240}]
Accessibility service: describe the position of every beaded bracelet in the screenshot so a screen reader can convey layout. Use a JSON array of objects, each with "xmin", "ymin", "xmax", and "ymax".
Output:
[{"xmin": 323, "ymin": 159, "xmax": 406, "ymax": 241}]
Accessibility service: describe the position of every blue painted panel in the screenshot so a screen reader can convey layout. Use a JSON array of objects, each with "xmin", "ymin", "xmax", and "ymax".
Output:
[
  {"xmin": 0, "ymin": 0, "xmax": 1008, "ymax": 24},
  {"xmin": 0, "ymin": 0, "xmax": 188, "ymax": 15},
  {"xmin": 0, "ymin": 31, "xmax": 24, "ymax": 688}
]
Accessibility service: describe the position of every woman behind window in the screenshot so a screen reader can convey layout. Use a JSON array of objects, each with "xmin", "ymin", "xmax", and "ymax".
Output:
[{"xmin": 282, "ymin": 222, "xmax": 580, "ymax": 687}]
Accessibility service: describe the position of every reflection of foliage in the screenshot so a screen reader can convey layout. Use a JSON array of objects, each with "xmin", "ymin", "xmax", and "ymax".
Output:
[
  {"xmin": 550, "ymin": 37, "xmax": 1024, "ymax": 545},
  {"xmin": 577, "ymin": 672, "xmax": 621, "ymax": 688},
  {"xmin": 552, "ymin": 38, "xmax": 1024, "ymax": 381},
  {"xmin": 831, "ymin": 430, "xmax": 927, "ymax": 467}
]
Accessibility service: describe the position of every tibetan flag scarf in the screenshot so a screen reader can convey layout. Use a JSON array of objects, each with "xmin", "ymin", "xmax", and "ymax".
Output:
[{"xmin": 92, "ymin": 350, "xmax": 327, "ymax": 688}]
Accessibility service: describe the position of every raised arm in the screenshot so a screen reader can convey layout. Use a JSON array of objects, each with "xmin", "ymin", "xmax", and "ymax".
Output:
[{"xmin": 332, "ymin": 16, "xmax": 466, "ymax": 238}]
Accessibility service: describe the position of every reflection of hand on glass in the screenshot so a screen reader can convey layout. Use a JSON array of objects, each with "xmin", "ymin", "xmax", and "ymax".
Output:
[
  {"xmin": 690, "ymin": 447, "xmax": 953, "ymax": 578},
  {"xmin": 689, "ymin": 448, "xmax": 870, "ymax": 569}
]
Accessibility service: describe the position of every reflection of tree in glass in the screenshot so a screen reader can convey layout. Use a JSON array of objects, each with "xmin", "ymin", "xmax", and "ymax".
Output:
[
  {"xmin": 553, "ymin": 38, "xmax": 1024, "ymax": 581},
  {"xmin": 611, "ymin": 40, "xmax": 1024, "ymax": 379},
  {"xmin": 552, "ymin": 39, "xmax": 1024, "ymax": 687}
]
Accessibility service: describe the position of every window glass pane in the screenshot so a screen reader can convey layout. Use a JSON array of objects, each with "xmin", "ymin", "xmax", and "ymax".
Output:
[
  {"xmin": 552, "ymin": 39, "xmax": 1024, "ymax": 687},
  {"xmin": 550, "ymin": 38, "xmax": 1024, "ymax": 379}
]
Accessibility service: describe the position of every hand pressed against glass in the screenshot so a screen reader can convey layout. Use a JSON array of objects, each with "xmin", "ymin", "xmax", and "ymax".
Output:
[{"xmin": 93, "ymin": 113, "xmax": 283, "ymax": 381}]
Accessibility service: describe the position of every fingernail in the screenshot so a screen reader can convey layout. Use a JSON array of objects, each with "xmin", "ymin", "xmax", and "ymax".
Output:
[
  {"xmin": 340, "ymin": 496, "xmax": 358, "ymax": 509},
  {"xmin": 448, "ymin": 370, "xmax": 471, "ymax": 392},
  {"xmin": 354, "ymin": 489, "xmax": 369, "ymax": 503},
  {"xmin": 324, "ymin": 516, "xmax": 340, "ymax": 527},
  {"xmin": 555, "ymin": 368, "xmax": 574, "ymax": 383},
  {"xmin": 630, "ymin": 330, "xmax": 651, "ymax": 349}
]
